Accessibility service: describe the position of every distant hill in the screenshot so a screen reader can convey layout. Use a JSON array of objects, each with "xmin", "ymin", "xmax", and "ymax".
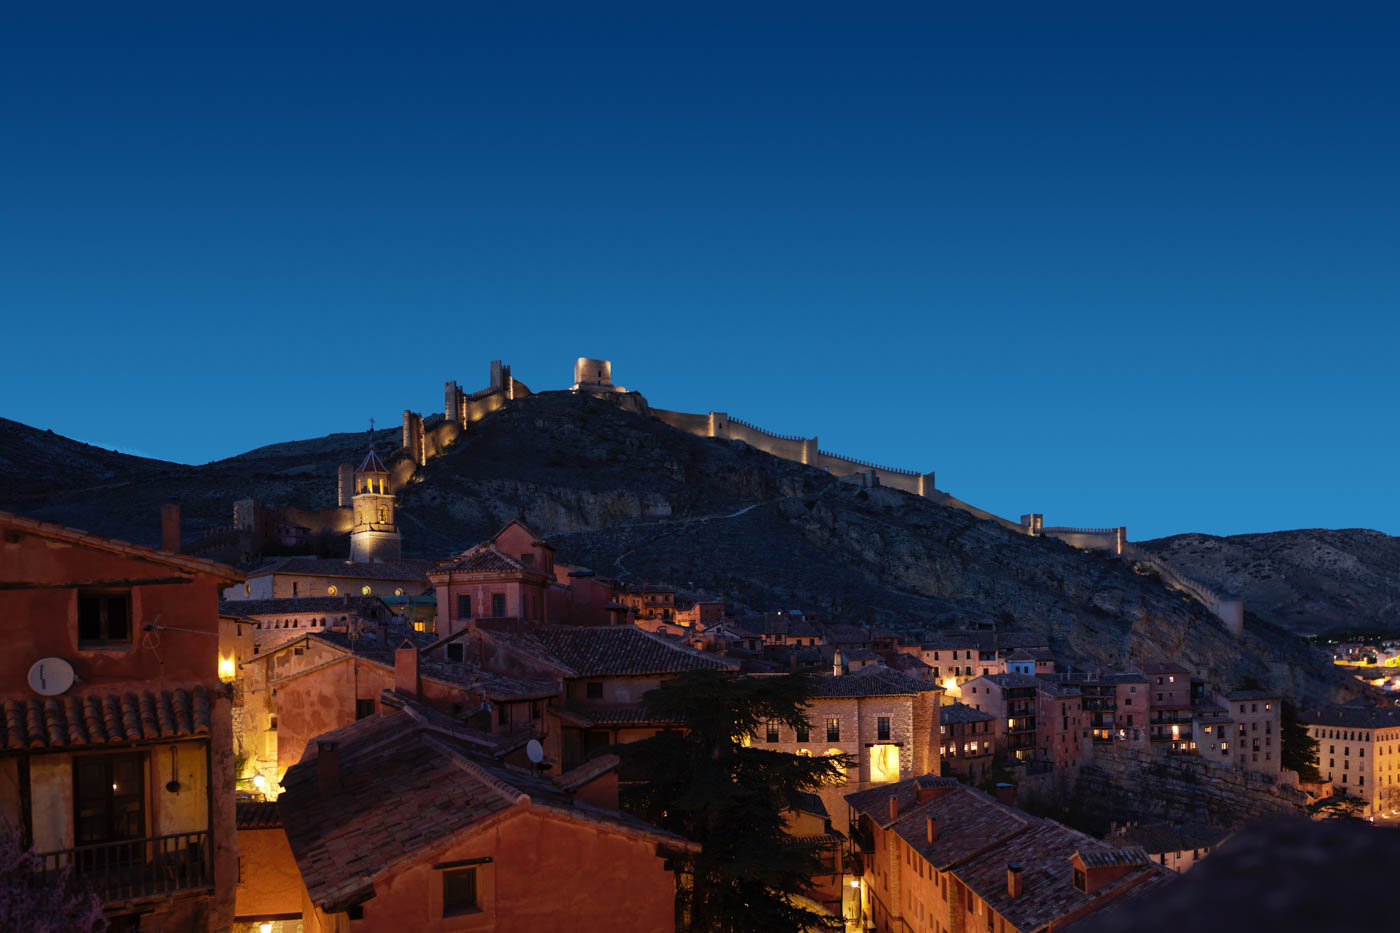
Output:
[
  {"xmin": 0, "ymin": 393, "xmax": 1366, "ymax": 703},
  {"xmin": 1140, "ymin": 529, "xmax": 1400, "ymax": 637}
]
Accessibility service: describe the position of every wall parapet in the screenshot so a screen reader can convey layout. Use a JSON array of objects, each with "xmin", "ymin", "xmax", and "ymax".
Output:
[
  {"xmin": 725, "ymin": 416, "xmax": 808, "ymax": 444},
  {"xmin": 1041, "ymin": 526, "xmax": 1118, "ymax": 536},
  {"xmin": 818, "ymin": 449, "xmax": 921, "ymax": 478}
]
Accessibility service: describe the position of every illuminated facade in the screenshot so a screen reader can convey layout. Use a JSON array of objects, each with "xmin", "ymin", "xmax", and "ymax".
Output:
[
  {"xmin": 1303, "ymin": 705, "xmax": 1400, "ymax": 815},
  {"xmin": 348, "ymin": 447, "xmax": 401, "ymax": 564}
]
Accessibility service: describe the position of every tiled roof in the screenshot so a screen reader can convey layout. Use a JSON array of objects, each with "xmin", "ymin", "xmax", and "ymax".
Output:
[
  {"xmin": 940, "ymin": 701, "xmax": 995, "ymax": 724},
  {"xmin": 1075, "ymin": 846, "xmax": 1152, "ymax": 869},
  {"xmin": 245, "ymin": 556, "xmax": 436, "ymax": 582},
  {"xmin": 888, "ymin": 653, "xmax": 931, "ymax": 671},
  {"xmin": 0, "ymin": 510, "xmax": 243, "ymax": 583},
  {"xmin": 973, "ymin": 672, "xmax": 1041, "ymax": 689},
  {"xmin": 256, "ymin": 622, "xmax": 557, "ymax": 701},
  {"xmin": 236, "ymin": 801, "xmax": 281, "ymax": 830},
  {"xmin": 219, "ymin": 595, "xmax": 388, "ymax": 618},
  {"xmin": 279, "ymin": 707, "xmax": 698, "ymax": 911},
  {"xmin": 996, "ymin": 633, "xmax": 1051, "ymax": 650},
  {"xmin": 479, "ymin": 622, "xmax": 738, "ymax": 677},
  {"xmin": 355, "ymin": 448, "xmax": 388, "ymax": 474},
  {"xmin": 848, "ymin": 777, "xmax": 1033, "ymax": 864},
  {"xmin": 1138, "ymin": 662, "xmax": 1191, "ymax": 675},
  {"xmin": 810, "ymin": 667, "xmax": 940, "ymax": 698},
  {"xmin": 1301, "ymin": 705, "xmax": 1400, "ymax": 730},
  {"xmin": 793, "ymin": 791, "xmax": 828, "ymax": 817},
  {"xmin": 552, "ymin": 704, "xmax": 682, "ymax": 728},
  {"xmin": 1224, "ymin": 689, "xmax": 1280, "ymax": 701},
  {"xmin": 958, "ymin": 825, "xmax": 1157, "ymax": 931},
  {"xmin": 842, "ymin": 648, "xmax": 879, "ymax": 661},
  {"xmin": 1004, "ymin": 649, "xmax": 1037, "ymax": 661},
  {"xmin": 431, "ymin": 545, "xmax": 548, "ymax": 577},
  {"xmin": 1038, "ymin": 681, "xmax": 1082, "ymax": 698},
  {"xmin": 822, "ymin": 624, "xmax": 871, "ymax": 645},
  {"xmin": 1111, "ymin": 822, "xmax": 1230, "ymax": 855},
  {"xmin": 1, "ymin": 686, "xmax": 212, "ymax": 751}
]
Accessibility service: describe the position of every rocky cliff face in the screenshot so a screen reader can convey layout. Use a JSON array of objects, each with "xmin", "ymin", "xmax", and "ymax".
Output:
[
  {"xmin": 1140, "ymin": 530, "xmax": 1400, "ymax": 637},
  {"xmin": 0, "ymin": 393, "xmax": 1361, "ymax": 702}
]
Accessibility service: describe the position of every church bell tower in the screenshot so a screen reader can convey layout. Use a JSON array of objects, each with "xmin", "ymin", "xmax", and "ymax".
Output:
[{"xmin": 349, "ymin": 446, "xmax": 401, "ymax": 563}]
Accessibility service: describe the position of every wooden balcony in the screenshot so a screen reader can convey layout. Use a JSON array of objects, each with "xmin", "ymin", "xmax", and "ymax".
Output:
[{"xmin": 39, "ymin": 831, "xmax": 212, "ymax": 905}]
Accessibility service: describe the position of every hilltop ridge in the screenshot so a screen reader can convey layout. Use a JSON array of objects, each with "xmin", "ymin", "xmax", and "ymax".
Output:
[{"xmin": 0, "ymin": 391, "xmax": 1377, "ymax": 703}]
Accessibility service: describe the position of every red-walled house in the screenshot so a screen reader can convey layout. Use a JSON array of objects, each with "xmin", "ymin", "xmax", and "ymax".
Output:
[
  {"xmin": 279, "ymin": 705, "xmax": 699, "ymax": 932},
  {"xmin": 0, "ymin": 511, "xmax": 243, "ymax": 931}
]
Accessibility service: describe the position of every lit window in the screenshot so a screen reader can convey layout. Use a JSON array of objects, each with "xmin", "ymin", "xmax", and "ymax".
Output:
[
  {"xmin": 362, "ymin": 585, "xmax": 372, "ymax": 596},
  {"xmin": 327, "ymin": 585, "xmax": 338, "ymax": 595}
]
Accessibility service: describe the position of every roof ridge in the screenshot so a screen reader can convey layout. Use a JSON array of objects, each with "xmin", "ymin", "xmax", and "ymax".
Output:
[
  {"xmin": 420, "ymin": 732, "xmax": 530, "ymax": 808},
  {"xmin": 0, "ymin": 510, "xmax": 244, "ymax": 582}
]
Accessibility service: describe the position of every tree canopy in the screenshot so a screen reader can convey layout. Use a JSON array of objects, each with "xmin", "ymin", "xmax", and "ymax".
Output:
[{"xmin": 618, "ymin": 670, "xmax": 851, "ymax": 933}]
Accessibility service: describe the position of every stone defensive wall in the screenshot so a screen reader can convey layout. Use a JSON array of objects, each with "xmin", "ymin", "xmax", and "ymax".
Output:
[
  {"xmin": 650, "ymin": 408, "xmax": 936, "ymax": 497},
  {"xmin": 1071, "ymin": 746, "xmax": 1308, "ymax": 829},
  {"xmin": 1121, "ymin": 543, "xmax": 1245, "ymax": 638}
]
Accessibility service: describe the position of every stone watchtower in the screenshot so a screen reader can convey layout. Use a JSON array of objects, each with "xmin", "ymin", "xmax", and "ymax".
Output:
[{"xmin": 349, "ymin": 447, "xmax": 402, "ymax": 563}]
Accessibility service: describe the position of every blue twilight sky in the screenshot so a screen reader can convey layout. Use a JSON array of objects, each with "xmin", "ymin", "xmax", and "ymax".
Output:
[{"xmin": 1, "ymin": 4, "xmax": 1397, "ymax": 540}]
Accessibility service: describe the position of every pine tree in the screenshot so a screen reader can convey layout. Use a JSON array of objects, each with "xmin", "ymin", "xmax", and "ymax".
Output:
[
  {"xmin": 1280, "ymin": 698, "xmax": 1320, "ymax": 782},
  {"xmin": 618, "ymin": 670, "xmax": 850, "ymax": 933}
]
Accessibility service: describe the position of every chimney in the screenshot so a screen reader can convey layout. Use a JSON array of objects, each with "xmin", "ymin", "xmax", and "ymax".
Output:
[
  {"xmin": 833, "ymin": 649, "xmax": 844, "ymax": 676},
  {"xmin": 1007, "ymin": 862, "xmax": 1023, "ymax": 897},
  {"xmin": 317, "ymin": 741, "xmax": 340, "ymax": 793},
  {"xmin": 160, "ymin": 502, "xmax": 181, "ymax": 553},
  {"xmin": 995, "ymin": 782, "xmax": 1016, "ymax": 806},
  {"xmin": 926, "ymin": 815, "xmax": 938, "ymax": 844},
  {"xmin": 395, "ymin": 642, "xmax": 420, "ymax": 697},
  {"xmin": 888, "ymin": 795, "xmax": 898, "ymax": 823}
]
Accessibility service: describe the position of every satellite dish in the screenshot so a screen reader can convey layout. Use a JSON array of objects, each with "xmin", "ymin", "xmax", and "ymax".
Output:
[
  {"xmin": 28, "ymin": 658, "xmax": 75, "ymax": 696},
  {"xmin": 526, "ymin": 739, "xmax": 544, "ymax": 765}
]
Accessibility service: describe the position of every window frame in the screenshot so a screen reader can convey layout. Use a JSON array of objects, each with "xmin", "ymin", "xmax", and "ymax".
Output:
[
  {"xmin": 442, "ymin": 866, "xmax": 479, "ymax": 917},
  {"xmin": 77, "ymin": 589, "xmax": 134, "ymax": 649}
]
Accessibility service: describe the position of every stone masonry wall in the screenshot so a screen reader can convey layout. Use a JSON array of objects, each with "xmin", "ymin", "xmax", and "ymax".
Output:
[{"xmin": 1070, "ymin": 746, "xmax": 1308, "ymax": 829}]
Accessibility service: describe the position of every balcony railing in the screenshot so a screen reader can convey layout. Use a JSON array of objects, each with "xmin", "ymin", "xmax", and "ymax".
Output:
[{"xmin": 39, "ymin": 831, "xmax": 212, "ymax": 904}]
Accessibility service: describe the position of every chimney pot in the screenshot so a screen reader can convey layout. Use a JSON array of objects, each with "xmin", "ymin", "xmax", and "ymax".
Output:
[
  {"xmin": 926, "ymin": 815, "xmax": 938, "ymax": 844},
  {"xmin": 1007, "ymin": 862, "xmax": 1023, "ymax": 897},
  {"xmin": 160, "ymin": 502, "xmax": 181, "ymax": 553},
  {"xmin": 317, "ymin": 741, "xmax": 341, "ymax": 793},
  {"xmin": 888, "ymin": 795, "xmax": 898, "ymax": 823}
]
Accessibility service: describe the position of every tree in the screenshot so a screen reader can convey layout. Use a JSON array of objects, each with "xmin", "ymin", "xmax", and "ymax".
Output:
[
  {"xmin": 617, "ymin": 670, "xmax": 850, "ymax": 933},
  {"xmin": 1280, "ymin": 698, "xmax": 1320, "ymax": 782},
  {"xmin": 0, "ymin": 831, "xmax": 106, "ymax": 933},
  {"xmin": 1315, "ymin": 795, "xmax": 1366, "ymax": 821}
]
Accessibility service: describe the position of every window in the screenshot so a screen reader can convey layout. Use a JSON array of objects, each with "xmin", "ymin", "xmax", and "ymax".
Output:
[
  {"xmin": 497, "ymin": 704, "xmax": 508, "ymax": 726},
  {"xmin": 796, "ymin": 720, "xmax": 810, "ymax": 743},
  {"xmin": 521, "ymin": 553, "xmax": 534, "ymax": 567},
  {"xmin": 827, "ymin": 717, "xmax": 840, "ymax": 742},
  {"xmin": 361, "ymin": 585, "xmax": 372, "ymax": 596},
  {"xmin": 766, "ymin": 720, "xmax": 780, "ymax": 743},
  {"xmin": 530, "ymin": 699, "xmax": 543, "ymax": 721},
  {"xmin": 443, "ymin": 867, "xmax": 478, "ymax": 916},
  {"xmin": 492, "ymin": 593, "xmax": 507, "ymax": 617},
  {"xmin": 292, "ymin": 581, "xmax": 299, "ymax": 597},
  {"xmin": 877, "ymin": 717, "xmax": 891, "ymax": 741},
  {"xmin": 74, "ymin": 753, "xmax": 145, "ymax": 846},
  {"xmin": 356, "ymin": 699, "xmax": 376, "ymax": 720},
  {"xmin": 327, "ymin": 585, "xmax": 337, "ymax": 595},
  {"xmin": 1072, "ymin": 867, "xmax": 1086, "ymax": 892},
  {"xmin": 78, "ymin": 591, "xmax": 132, "ymax": 647},
  {"xmin": 457, "ymin": 594, "xmax": 472, "ymax": 619},
  {"xmin": 586, "ymin": 682, "xmax": 604, "ymax": 699}
]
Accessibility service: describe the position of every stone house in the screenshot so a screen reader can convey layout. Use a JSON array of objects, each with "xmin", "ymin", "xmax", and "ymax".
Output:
[
  {"xmin": 1302, "ymin": 704, "xmax": 1400, "ymax": 814},
  {"xmin": 279, "ymin": 705, "xmax": 698, "ymax": 932},
  {"xmin": 430, "ymin": 525, "xmax": 557, "ymax": 634},
  {"xmin": 939, "ymin": 701, "xmax": 996, "ymax": 782},
  {"xmin": 1036, "ymin": 681, "xmax": 1088, "ymax": 770},
  {"xmin": 224, "ymin": 555, "xmax": 435, "ymax": 602},
  {"xmin": 451, "ymin": 620, "xmax": 739, "ymax": 770},
  {"xmin": 238, "ymin": 622, "xmax": 555, "ymax": 787},
  {"xmin": 219, "ymin": 594, "xmax": 394, "ymax": 655},
  {"xmin": 962, "ymin": 672, "xmax": 1040, "ymax": 762},
  {"xmin": 845, "ymin": 775, "xmax": 1170, "ymax": 933},
  {"xmin": 0, "ymin": 510, "xmax": 243, "ymax": 931},
  {"xmin": 1139, "ymin": 663, "xmax": 1195, "ymax": 754},
  {"xmin": 1221, "ymin": 689, "xmax": 1281, "ymax": 777},
  {"xmin": 752, "ymin": 666, "xmax": 942, "ymax": 821},
  {"xmin": 1107, "ymin": 821, "xmax": 1230, "ymax": 873}
]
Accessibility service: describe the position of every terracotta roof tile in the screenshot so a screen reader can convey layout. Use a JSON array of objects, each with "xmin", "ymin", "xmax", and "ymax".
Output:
[
  {"xmin": 279, "ymin": 707, "xmax": 697, "ymax": 911},
  {"xmin": 809, "ymin": 667, "xmax": 941, "ymax": 698},
  {"xmin": 236, "ymin": 801, "xmax": 282, "ymax": 830},
  {"xmin": 0, "ymin": 686, "xmax": 212, "ymax": 751},
  {"xmin": 480, "ymin": 622, "xmax": 738, "ymax": 677}
]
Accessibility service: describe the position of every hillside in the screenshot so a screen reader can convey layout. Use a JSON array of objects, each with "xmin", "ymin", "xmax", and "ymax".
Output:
[
  {"xmin": 1140, "ymin": 530, "xmax": 1400, "ymax": 637},
  {"xmin": 0, "ymin": 393, "xmax": 1360, "ymax": 702}
]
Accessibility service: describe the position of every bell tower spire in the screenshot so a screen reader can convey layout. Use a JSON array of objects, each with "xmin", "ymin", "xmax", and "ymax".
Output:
[{"xmin": 349, "ymin": 433, "xmax": 401, "ymax": 564}]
